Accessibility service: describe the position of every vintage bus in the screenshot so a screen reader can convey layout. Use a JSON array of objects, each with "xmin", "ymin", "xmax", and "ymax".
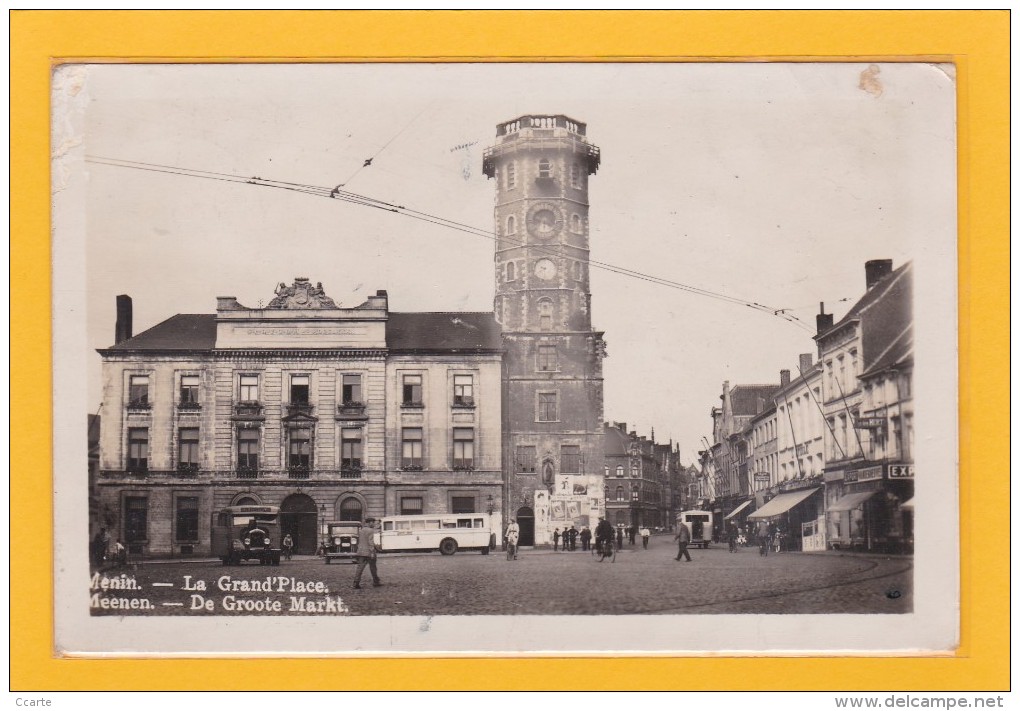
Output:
[
  {"xmin": 212, "ymin": 505, "xmax": 282, "ymax": 566},
  {"xmin": 377, "ymin": 513, "xmax": 493, "ymax": 555},
  {"xmin": 677, "ymin": 510, "xmax": 714, "ymax": 549}
]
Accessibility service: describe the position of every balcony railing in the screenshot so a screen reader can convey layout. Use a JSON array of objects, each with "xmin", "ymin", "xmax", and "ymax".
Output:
[
  {"xmin": 452, "ymin": 462, "xmax": 476, "ymax": 472},
  {"xmin": 337, "ymin": 402, "xmax": 367, "ymax": 419},
  {"xmin": 340, "ymin": 464, "xmax": 363, "ymax": 480},
  {"xmin": 177, "ymin": 401, "xmax": 202, "ymax": 411},
  {"xmin": 126, "ymin": 399, "xmax": 151, "ymax": 411},
  {"xmin": 452, "ymin": 397, "xmax": 475, "ymax": 408},
  {"xmin": 286, "ymin": 403, "xmax": 314, "ymax": 417},
  {"xmin": 288, "ymin": 465, "xmax": 311, "ymax": 479},
  {"xmin": 236, "ymin": 466, "xmax": 260, "ymax": 480},
  {"xmin": 233, "ymin": 402, "xmax": 263, "ymax": 418},
  {"xmin": 177, "ymin": 463, "xmax": 200, "ymax": 475},
  {"xmin": 401, "ymin": 400, "xmax": 425, "ymax": 409}
]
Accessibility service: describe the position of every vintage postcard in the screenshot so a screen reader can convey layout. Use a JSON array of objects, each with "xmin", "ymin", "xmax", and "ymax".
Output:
[{"xmin": 51, "ymin": 61, "xmax": 959, "ymax": 656}]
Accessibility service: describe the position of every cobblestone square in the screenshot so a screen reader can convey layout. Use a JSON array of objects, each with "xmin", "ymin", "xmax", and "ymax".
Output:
[{"xmin": 90, "ymin": 535, "xmax": 912, "ymax": 617}]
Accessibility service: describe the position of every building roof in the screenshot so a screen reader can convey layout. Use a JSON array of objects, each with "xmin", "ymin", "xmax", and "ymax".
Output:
[
  {"xmin": 729, "ymin": 384, "xmax": 779, "ymax": 417},
  {"xmin": 102, "ymin": 311, "xmax": 501, "ymax": 353},
  {"xmin": 386, "ymin": 312, "xmax": 501, "ymax": 352},
  {"xmin": 817, "ymin": 262, "xmax": 912, "ymax": 345},
  {"xmin": 602, "ymin": 424, "xmax": 632, "ymax": 457},
  {"xmin": 104, "ymin": 314, "xmax": 217, "ymax": 352},
  {"xmin": 860, "ymin": 324, "xmax": 914, "ymax": 377}
]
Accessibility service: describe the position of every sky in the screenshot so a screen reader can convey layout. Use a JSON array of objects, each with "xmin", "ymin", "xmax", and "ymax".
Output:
[{"xmin": 74, "ymin": 62, "xmax": 956, "ymax": 460}]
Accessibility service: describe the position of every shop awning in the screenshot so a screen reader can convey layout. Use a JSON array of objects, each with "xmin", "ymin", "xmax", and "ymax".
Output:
[
  {"xmin": 900, "ymin": 497, "xmax": 915, "ymax": 510},
  {"xmin": 724, "ymin": 500, "xmax": 753, "ymax": 520},
  {"xmin": 827, "ymin": 490, "xmax": 878, "ymax": 513},
  {"xmin": 747, "ymin": 488, "xmax": 820, "ymax": 519}
]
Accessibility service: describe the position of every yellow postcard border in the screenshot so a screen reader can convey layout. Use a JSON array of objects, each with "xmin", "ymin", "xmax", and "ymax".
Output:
[{"xmin": 11, "ymin": 10, "xmax": 1009, "ymax": 691}]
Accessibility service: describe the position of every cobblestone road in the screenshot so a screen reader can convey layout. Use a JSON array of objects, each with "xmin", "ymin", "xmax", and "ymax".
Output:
[{"xmin": 89, "ymin": 536, "xmax": 912, "ymax": 617}]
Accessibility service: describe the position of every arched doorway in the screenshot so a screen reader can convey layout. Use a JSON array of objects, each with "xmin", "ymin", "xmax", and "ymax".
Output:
[
  {"xmin": 516, "ymin": 506, "xmax": 535, "ymax": 547},
  {"xmin": 233, "ymin": 495, "xmax": 258, "ymax": 507},
  {"xmin": 337, "ymin": 496, "xmax": 363, "ymax": 522},
  {"xmin": 281, "ymin": 493, "xmax": 318, "ymax": 555}
]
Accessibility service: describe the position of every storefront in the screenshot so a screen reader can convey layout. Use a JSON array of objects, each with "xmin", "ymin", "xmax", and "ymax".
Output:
[
  {"xmin": 826, "ymin": 463, "xmax": 913, "ymax": 553},
  {"xmin": 747, "ymin": 487, "xmax": 822, "ymax": 552}
]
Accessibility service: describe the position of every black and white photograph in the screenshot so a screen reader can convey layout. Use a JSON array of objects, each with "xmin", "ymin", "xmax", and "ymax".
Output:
[{"xmin": 52, "ymin": 62, "xmax": 958, "ymax": 655}]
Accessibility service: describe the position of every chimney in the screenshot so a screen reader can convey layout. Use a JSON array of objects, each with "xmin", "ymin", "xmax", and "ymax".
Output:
[
  {"xmin": 816, "ymin": 302, "xmax": 833, "ymax": 334},
  {"xmin": 115, "ymin": 295, "xmax": 132, "ymax": 345},
  {"xmin": 366, "ymin": 289, "xmax": 389, "ymax": 310},
  {"xmin": 780, "ymin": 369, "xmax": 791, "ymax": 387},
  {"xmin": 865, "ymin": 259, "xmax": 894, "ymax": 290},
  {"xmin": 799, "ymin": 353, "xmax": 813, "ymax": 374}
]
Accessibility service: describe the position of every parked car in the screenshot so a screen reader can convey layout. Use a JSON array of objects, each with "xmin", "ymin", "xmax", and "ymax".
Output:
[{"xmin": 323, "ymin": 521, "xmax": 363, "ymax": 564}]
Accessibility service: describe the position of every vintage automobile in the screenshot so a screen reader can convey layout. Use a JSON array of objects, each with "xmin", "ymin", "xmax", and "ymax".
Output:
[
  {"xmin": 212, "ymin": 505, "xmax": 282, "ymax": 566},
  {"xmin": 323, "ymin": 521, "xmax": 363, "ymax": 564},
  {"xmin": 677, "ymin": 510, "xmax": 714, "ymax": 549}
]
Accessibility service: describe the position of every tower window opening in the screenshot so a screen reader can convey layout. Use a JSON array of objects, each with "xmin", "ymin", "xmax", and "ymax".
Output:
[
  {"xmin": 570, "ymin": 163, "xmax": 582, "ymax": 189},
  {"xmin": 537, "ymin": 299, "xmax": 553, "ymax": 331},
  {"xmin": 505, "ymin": 161, "xmax": 517, "ymax": 190},
  {"xmin": 506, "ymin": 215, "xmax": 516, "ymax": 235},
  {"xmin": 506, "ymin": 261, "xmax": 516, "ymax": 281},
  {"xmin": 570, "ymin": 213, "xmax": 582, "ymax": 233},
  {"xmin": 537, "ymin": 158, "xmax": 552, "ymax": 180}
]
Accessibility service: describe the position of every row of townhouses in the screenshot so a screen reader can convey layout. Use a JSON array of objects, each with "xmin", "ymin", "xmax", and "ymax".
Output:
[{"xmin": 691, "ymin": 260, "xmax": 914, "ymax": 553}]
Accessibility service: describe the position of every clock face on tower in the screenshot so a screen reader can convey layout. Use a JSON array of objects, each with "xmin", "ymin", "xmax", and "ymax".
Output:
[
  {"xmin": 526, "ymin": 203, "xmax": 563, "ymax": 239},
  {"xmin": 534, "ymin": 258, "xmax": 557, "ymax": 280}
]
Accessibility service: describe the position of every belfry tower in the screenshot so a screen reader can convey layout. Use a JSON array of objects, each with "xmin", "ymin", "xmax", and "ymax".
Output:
[{"xmin": 483, "ymin": 115, "xmax": 606, "ymax": 546}]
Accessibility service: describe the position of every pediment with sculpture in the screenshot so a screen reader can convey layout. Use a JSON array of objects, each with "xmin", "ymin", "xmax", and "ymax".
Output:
[{"xmin": 267, "ymin": 278, "xmax": 339, "ymax": 309}]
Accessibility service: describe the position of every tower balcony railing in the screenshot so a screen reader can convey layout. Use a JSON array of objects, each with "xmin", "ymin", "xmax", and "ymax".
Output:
[{"xmin": 496, "ymin": 115, "xmax": 587, "ymax": 137}]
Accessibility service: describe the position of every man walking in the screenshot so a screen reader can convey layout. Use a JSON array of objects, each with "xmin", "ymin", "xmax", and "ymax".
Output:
[
  {"xmin": 353, "ymin": 518, "xmax": 382, "ymax": 589},
  {"xmin": 640, "ymin": 526, "xmax": 651, "ymax": 549},
  {"xmin": 674, "ymin": 521, "xmax": 692, "ymax": 562}
]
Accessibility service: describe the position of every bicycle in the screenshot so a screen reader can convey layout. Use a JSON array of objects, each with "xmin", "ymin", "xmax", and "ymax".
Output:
[
  {"xmin": 506, "ymin": 538, "xmax": 519, "ymax": 561},
  {"xmin": 595, "ymin": 537, "xmax": 616, "ymax": 563}
]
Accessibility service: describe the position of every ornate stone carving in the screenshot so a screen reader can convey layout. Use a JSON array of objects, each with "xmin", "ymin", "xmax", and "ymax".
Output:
[{"xmin": 267, "ymin": 278, "xmax": 339, "ymax": 309}]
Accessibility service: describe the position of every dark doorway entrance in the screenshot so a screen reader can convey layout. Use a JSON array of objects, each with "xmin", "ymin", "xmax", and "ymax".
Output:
[
  {"xmin": 516, "ymin": 506, "xmax": 535, "ymax": 546},
  {"xmin": 281, "ymin": 493, "xmax": 318, "ymax": 555}
]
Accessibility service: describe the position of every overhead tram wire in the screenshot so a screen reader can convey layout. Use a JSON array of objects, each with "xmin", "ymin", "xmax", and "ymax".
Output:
[{"xmin": 85, "ymin": 155, "xmax": 815, "ymax": 333}]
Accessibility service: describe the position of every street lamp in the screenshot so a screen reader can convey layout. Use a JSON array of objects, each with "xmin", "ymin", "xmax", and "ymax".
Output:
[
  {"xmin": 319, "ymin": 503, "xmax": 327, "ymax": 556},
  {"xmin": 486, "ymin": 494, "xmax": 496, "ymax": 550}
]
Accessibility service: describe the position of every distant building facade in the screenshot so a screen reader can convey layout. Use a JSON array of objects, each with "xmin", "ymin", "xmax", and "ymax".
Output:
[{"xmin": 602, "ymin": 423, "xmax": 677, "ymax": 530}]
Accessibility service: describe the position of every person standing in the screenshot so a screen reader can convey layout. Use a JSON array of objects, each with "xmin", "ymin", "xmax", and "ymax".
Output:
[
  {"xmin": 580, "ymin": 526, "xmax": 592, "ymax": 552},
  {"xmin": 727, "ymin": 522, "xmax": 738, "ymax": 553},
  {"xmin": 674, "ymin": 521, "xmax": 692, "ymax": 562},
  {"xmin": 756, "ymin": 519, "xmax": 771, "ymax": 557},
  {"xmin": 282, "ymin": 533, "xmax": 294, "ymax": 561},
  {"xmin": 553, "ymin": 528, "xmax": 561, "ymax": 552},
  {"xmin": 640, "ymin": 526, "xmax": 651, "ymax": 549},
  {"xmin": 629, "ymin": 525, "xmax": 637, "ymax": 546},
  {"xmin": 353, "ymin": 518, "xmax": 382, "ymax": 589},
  {"xmin": 616, "ymin": 526, "xmax": 624, "ymax": 551},
  {"xmin": 91, "ymin": 528, "xmax": 106, "ymax": 567},
  {"xmin": 568, "ymin": 525, "xmax": 578, "ymax": 551},
  {"xmin": 112, "ymin": 538, "xmax": 127, "ymax": 567},
  {"xmin": 595, "ymin": 517, "xmax": 613, "ymax": 555},
  {"xmin": 505, "ymin": 518, "xmax": 521, "ymax": 560}
]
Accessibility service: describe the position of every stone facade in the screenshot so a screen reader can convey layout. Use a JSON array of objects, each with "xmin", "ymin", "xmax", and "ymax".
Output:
[
  {"xmin": 484, "ymin": 115, "xmax": 606, "ymax": 546},
  {"xmin": 96, "ymin": 283, "xmax": 503, "ymax": 557}
]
